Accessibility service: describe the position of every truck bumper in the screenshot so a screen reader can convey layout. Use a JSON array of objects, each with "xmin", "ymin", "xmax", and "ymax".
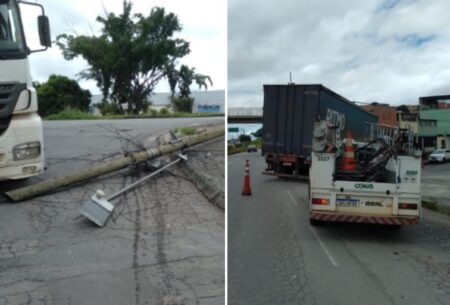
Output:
[
  {"xmin": 0, "ymin": 162, "xmax": 44, "ymax": 180},
  {"xmin": 310, "ymin": 211, "xmax": 419, "ymax": 225},
  {"xmin": 262, "ymin": 171, "xmax": 309, "ymax": 180},
  {"xmin": 0, "ymin": 114, "xmax": 44, "ymax": 181}
]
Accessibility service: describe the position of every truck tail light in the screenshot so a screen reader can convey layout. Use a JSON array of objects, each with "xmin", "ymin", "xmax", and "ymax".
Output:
[
  {"xmin": 399, "ymin": 203, "xmax": 418, "ymax": 210},
  {"xmin": 312, "ymin": 198, "xmax": 329, "ymax": 205}
]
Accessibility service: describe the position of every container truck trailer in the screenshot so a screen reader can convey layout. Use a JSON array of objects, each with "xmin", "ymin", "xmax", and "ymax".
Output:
[
  {"xmin": 0, "ymin": 0, "xmax": 51, "ymax": 180},
  {"xmin": 262, "ymin": 84, "xmax": 378, "ymax": 178}
]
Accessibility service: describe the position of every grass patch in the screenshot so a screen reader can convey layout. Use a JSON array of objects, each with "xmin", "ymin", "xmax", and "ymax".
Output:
[
  {"xmin": 45, "ymin": 109, "xmax": 224, "ymax": 121},
  {"xmin": 177, "ymin": 127, "xmax": 196, "ymax": 135},
  {"xmin": 422, "ymin": 199, "xmax": 450, "ymax": 216},
  {"xmin": 45, "ymin": 109, "xmax": 100, "ymax": 120},
  {"xmin": 173, "ymin": 126, "xmax": 197, "ymax": 136},
  {"xmin": 162, "ymin": 112, "xmax": 224, "ymax": 118},
  {"xmin": 227, "ymin": 137, "xmax": 262, "ymax": 155},
  {"xmin": 228, "ymin": 146, "xmax": 248, "ymax": 155},
  {"xmin": 252, "ymin": 137, "xmax": 262, "ymax": 149},
  {"xmin": 422, "ymin": 200, "xmax": 439, "ymax": 212}
]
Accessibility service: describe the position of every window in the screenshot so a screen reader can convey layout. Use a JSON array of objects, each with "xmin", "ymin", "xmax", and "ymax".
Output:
[
  {"xmin": 0, "ymin": 1, "xmax": 25, "ymax": 53},
  {"xmin": 420, "ymin": 120, "xmax": 437, "ymax": 127}
]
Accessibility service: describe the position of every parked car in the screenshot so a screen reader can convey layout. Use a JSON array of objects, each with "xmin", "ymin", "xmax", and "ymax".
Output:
[
  {"xmin": 428, "ymin": 149, "xmax": 450, "ymax": 163},
  {"xmin": 247, "ymin": 145, "xmax": 257, "ymax": 153}
]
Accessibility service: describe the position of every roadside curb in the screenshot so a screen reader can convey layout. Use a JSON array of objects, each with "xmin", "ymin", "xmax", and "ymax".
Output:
[
  {"xmin": 179, "ymin": 160, "xmax": 224, "ymax": 210},
  {"xmin": 422, "ymin": 195, "xmax": 450, "ymax": 216},
  {"xmin": 161, "ymin": 129, "xmax": 224, "ymax": 210},
  {"xmin": 44, "ymin": 114, "xmax": 224, "ymax": 121}
]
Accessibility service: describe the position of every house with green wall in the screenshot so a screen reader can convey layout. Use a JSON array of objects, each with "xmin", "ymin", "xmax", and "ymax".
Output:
[{"xmin": 419, "ymin": 95, "xmax": 450, "ymax": 152}]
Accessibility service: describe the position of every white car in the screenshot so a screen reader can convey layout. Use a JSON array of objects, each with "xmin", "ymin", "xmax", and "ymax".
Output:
[{"xmin": 428, "ymin": 149, "xmax": 450, "ymax": 163}]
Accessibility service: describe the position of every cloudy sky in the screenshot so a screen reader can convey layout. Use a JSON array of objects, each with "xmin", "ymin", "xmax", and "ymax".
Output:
[
  {"xmin": 21, "ymin": 0, "xmax": 225, "ymax": 95},
  {"xmin": 228, "ymin": 0, "xmax": 450, "ymax": 107}
]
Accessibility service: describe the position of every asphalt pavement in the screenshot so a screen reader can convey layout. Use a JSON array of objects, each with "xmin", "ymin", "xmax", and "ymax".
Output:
[
  {"xmin": 0, "ymin": 117, "xmax": 224, "ymax": 305},
  {"xmin": 422, "ymin": 160, "xmax": 450, "ymax": 177},
  {"xmin": 421, "ymin": 162, "xmax": 450, "ymax": 213},
  {"xmin": 228, "ymin": 151, "xmax": 450, "ymax": 305}
]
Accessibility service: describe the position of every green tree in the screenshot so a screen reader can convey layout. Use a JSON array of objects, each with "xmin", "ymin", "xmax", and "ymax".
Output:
[
  {"xmin": 396, "ymin": 105, "xmax": 410, "ymax": 113},
  {"xmin": 168, "ymin": 65, "xmax": 212, "ymax": 112},
  {"xmin": 56, "ymin": 1, "xmax": 190, "ymax": 114},
  {"xmin": 35, "ymin": 75, "xmax": 91, "ymax": 117},
  {"xmin": 239, "ymin": 134, "xmax": 252, "ymax": 144},
  {"xmin": 165, "ymin": 61, "xmax": 179, "ymax": 97},
  {"xmin": 170, "ymin": 95, "xmax": 194, "ymax": 113},
  {"xmin": 178, "ymin": 65, "xmax": 212, "ymax": 98}
]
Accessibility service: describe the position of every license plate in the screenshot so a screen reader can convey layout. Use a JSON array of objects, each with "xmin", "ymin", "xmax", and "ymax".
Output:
[
  {"xmin": 336, "ymin": 198, "xmax": 360, "ymax": 207},
  {"xmin": 283, "ymin": 162, "xmax": 292, "ymax": 166}
]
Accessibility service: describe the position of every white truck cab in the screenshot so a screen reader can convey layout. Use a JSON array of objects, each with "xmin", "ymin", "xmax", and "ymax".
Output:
[{"xmin": 0, "ymin": 0, "xmax": 50, "ymax": 180}]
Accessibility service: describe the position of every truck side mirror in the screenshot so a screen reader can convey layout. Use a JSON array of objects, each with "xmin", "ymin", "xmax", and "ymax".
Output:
[{"xmin": 37, "ymin": 15, "xmax": 51, "ymax": 47}]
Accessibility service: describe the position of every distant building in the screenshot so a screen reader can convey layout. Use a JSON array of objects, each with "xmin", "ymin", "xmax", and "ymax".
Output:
[
  {"xmin": 360, "ymin": 102, "xmax": 397, "ymax": 126},
  {"xmin": 397, "ymin": 112, "xmax": 419, "ymax": 133},
  {"xmin": 90, "ymin": 90, "xmax": 224, "ymax": 114},
  {"xmin": 147, "ymin": 92, "xmax": 173, "ymax": 112},
  {"xmin": 89, "ymin": 94, "xmax": 103, "ymax": 116},
  {"xmin": 396, "ymin": 104, "xmax": 419, "ymax": 134},
  {"xmin": 418, "ymin": 95, "xmax": 450, "ymax": 152},
  {"xmin": 408, "ymin": 105, "xmax": 419, "ymax": 113},
  {"xmin": 149, "ymin": 90, "xmax": 224, "ymax": 113}
]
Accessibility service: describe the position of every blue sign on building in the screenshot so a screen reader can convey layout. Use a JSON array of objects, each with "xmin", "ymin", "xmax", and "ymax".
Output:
[{"xmin": 197, "ymin": 104, "xmax": 221, "ymax": 112}]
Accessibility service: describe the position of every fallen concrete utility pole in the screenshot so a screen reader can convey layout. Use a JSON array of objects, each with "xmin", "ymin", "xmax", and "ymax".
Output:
[
  {"xmin": 5, "ymin": 125, "xmax": 224, "ymax": 202},
  {"xmin": 81, "ymin": 154, "xmax": 187, "ymax": 227}
]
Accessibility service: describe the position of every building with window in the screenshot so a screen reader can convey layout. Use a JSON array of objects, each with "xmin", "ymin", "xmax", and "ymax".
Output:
[
  {"xmin": 360, "ymin": 102, "xmax": 397, "ymax": 126},
  {"xmin": 396, "ymin": 105, "xmax": 419, "ymax": 134},
  {"xmin": 149, "ymin": 90, "xmax": 224, "ymax": 113},
  {"xmin": 419, "ymin": 95, "xmax": 450, "ymax": 153},
  {"xmin": 90, "ymin": 90, "xmax": 224, "ymax": 114}
]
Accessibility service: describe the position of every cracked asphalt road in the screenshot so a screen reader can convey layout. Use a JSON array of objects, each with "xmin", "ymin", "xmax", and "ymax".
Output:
[
  {"xmin": 228, "ymin": 152, "xmax": 450, "ymax": 305},
  {"xmin": 0, "ymin": 117, "xmax": 224, "ymax": 305}
]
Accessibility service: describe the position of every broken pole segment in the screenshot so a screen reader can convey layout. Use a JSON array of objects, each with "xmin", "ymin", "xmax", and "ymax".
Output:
[
  {"xmin": 5, "ymin": 125, "xmax": 224, "ymax": 202},
  {"xmin": 80, "ymin": 155, "xmax": 186, "ymax": 227}
]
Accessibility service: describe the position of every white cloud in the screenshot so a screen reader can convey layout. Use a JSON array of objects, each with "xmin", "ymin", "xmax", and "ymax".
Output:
[
  {"xmin": 228, "ymin": 0, "xmax": 450, "ymax": 107},
  {"xmin": 20, "ymin": 0, "xmax": 225, "ymax": 94}
]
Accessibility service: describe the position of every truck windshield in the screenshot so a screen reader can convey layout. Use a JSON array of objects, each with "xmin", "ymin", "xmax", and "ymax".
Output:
[{"xmin": 0, "ymin": 1, "xmax": 25, "ymax": 55}]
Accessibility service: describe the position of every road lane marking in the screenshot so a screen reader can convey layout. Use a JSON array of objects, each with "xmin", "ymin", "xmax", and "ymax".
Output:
[
  {"xmin": 309, "ymin": 227, "xmax": 339, "ymax": 267},
  {"xmin": 286, "ymin": 190, "xmax": 298, "ymax": 207},
  {"xmin": 285, "ymin": 190, "xmax": 339, "ymax": 267}
]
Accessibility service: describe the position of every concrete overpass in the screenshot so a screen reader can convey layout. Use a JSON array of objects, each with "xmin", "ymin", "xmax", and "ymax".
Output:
[{"xmin": 228, "ymin": 107, "xmax": 263, "ymax": 123}]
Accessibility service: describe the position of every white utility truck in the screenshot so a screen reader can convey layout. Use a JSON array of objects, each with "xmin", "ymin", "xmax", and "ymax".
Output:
[
  {"xmin": 309, "ymin": 121, "xmax": 422, "ymax": 228},
  {"xmin": 0, "ymin": 0, "xmax": 50, "ymax": 180}
]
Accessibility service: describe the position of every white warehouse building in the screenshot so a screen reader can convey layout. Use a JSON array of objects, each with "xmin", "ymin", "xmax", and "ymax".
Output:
[
  {"xmin": 91, "ymin": 90, "xmax": 224, "ymax": 114},
  {"xmin": 149, "ymin": 90, "xmax": 224, "ymax": 113}
]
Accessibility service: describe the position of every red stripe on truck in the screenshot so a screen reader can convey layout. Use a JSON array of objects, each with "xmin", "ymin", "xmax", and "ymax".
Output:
[{"xmin": 310, "ymin": 212, "xmax": 419, "ymax": 225}]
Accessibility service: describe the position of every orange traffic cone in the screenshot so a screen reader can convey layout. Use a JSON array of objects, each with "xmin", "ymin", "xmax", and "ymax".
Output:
[
  {"xmin": 340, "ymin": 131, "xmax": 357, "ymax": 171},
  {"xmin": 242, "ymin": 160, "xmax": 252, "ymax": 196}
]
